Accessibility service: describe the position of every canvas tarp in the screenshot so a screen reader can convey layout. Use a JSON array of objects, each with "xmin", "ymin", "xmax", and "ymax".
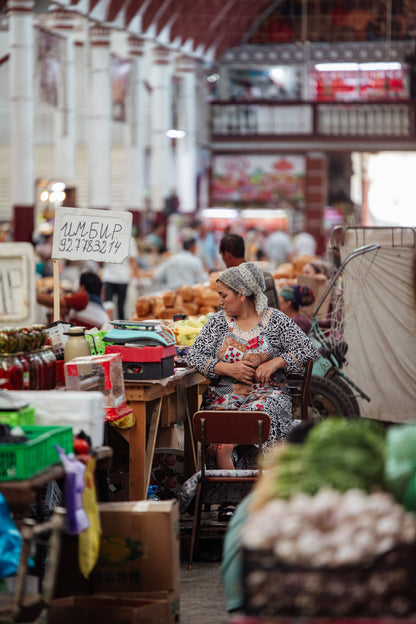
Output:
[{"xmin": 340, "ymin": 234, "xmax": 416, "ymax": 423}]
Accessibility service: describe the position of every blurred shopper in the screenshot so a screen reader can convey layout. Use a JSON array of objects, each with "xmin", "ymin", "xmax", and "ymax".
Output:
[
  {"xmin": 145, "ymin": 221, "xmax": 165, "ymax": 254},
  {"xmin": 194, "ymin": 220, "xmax": 221, "ymax": 272},
  {"xmin": 102, "ymin": 236, "xmax": 140, "ymax": 320},
  {"xmin": 36, "ymin": 271, "xmax": 109, "ymax": 329},
  {"xmin": 302, "ymin": 259, "xmax": 332, "ymax": 283},
  {"xmin": 279, "ymin": 284, "xmax": 315, "ymax": 335},
  {"xmin": 154, "ymin": 235, "xmax": 208, "ymax": 290},
  {"xmin": 219, "ymin": 233, "xmax": 279, "ymax": 309},
  {"xmin": 292, "ymin": 231, "xmax": 317, "ymax": 257},
  {"xmin": 264, "ymin": 229, "xmax": 293, "ymax": 269}
]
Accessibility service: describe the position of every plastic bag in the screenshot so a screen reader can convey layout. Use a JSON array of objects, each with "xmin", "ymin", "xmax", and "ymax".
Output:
[
  {"xmin": 56, "ymin": 445, "xmax": 90, "ymax": 535},
  {"xmin": 0, "ymin": 493, "xmax": 22, "ymax": 578},
  {"xmin": 78, "ymin": 457, "xmax": 101, "ymax": 578},
  {"xmin": 385, "ymin": 424, "xmax": 416, "ymax": 511}
]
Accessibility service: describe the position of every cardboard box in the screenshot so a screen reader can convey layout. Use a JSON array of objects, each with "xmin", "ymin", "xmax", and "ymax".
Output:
[
  {"xmin": 101, "ymin": 590, "xmax": 180, "ymax": 624},
  {"xmin": 48, "ymin": 595, "xmax": 169, "ymax": 624},
  {"xmin": 92, "ymin": 500, "xmax": 180, "ymax": 594}
]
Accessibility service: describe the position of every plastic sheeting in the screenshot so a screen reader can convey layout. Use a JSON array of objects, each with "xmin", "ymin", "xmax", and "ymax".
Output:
[{"xmin": 340, "ymin": 242, "xmax": 416, "ymax": 423}]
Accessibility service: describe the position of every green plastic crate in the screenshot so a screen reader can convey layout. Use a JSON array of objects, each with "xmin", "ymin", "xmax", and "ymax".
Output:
[
  {"xmin": 0, "ymin": 425, "xmax": 73, "ymax": 481},
  {"xmin": 0, "ymin": 405, "xmax": 35, "ymax": 427}
]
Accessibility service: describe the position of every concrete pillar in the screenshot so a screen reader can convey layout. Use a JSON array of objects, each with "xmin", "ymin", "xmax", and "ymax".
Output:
[
  {"xmin": 8, "ymin": 0, "xmax": 35, "ymax": 242},
  {"xmin": 304, "ymin": 152, "xmax": 327, "ymax": 255},
  {"xmin": 150, "ymin": 44, "xmax": 172, "ymax": 213},
  {"xmin": 50, "ymin": 10, "xmax": 77, "ymax": 186},
  {"xmin": 88, "ymin": 25, "xmax": 111, "ymax": 210},
  {"xmin": 127, "ymin": 36, "xmax": 146, "ymax": 227},
  {"xmin": 175, "ymin": 54, "xmax": 198, "ymax": 214}
]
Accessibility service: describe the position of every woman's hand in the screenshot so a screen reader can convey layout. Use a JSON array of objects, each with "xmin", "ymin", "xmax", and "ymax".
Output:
[
  {"xmin": 215, "ymin": 359, "xmax": 256, "ymax": 383},
  {"xmin": 255, "ymin": 357, "xmax": 287, "ymax": 384}
]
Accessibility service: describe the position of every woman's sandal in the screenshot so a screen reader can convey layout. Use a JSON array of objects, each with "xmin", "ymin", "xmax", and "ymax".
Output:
[{"xmin": 217, "ymin": 503, "xmax": 236, "ymax": 522}]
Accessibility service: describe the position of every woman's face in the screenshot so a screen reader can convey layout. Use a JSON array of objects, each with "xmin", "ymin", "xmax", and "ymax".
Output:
[
  {"xmin": 302, "ymin": 262, "xmax": 316, "ymax": 277},
  {"xmin": 216, "ymin": 281, "xmax": 244, "ymax": 317},
  {"xmin": 279, "ymin": 297, "xmax": 291, "ymax": 313}
]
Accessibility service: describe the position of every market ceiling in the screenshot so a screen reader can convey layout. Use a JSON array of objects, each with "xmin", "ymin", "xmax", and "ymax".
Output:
[{"xmin": 1, "ymin": 0, "xmax": 278, "ymax": 62}]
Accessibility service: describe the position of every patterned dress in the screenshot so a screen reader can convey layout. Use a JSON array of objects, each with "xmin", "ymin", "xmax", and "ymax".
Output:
[{"xmin": 187, "ymin": 308, "xmax": 318, "ymax": 448}]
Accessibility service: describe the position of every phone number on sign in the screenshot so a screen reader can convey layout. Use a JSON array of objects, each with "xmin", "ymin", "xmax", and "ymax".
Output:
[{"xmin": 58, "ymin": 237, "xmax": 122, "ymax": 254}]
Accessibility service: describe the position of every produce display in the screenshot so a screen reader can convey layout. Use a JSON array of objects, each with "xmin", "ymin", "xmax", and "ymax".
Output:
[
  {"xmin": 170, "ymin": 315, "xmax": 212, "ymax": 347},
  {"xmin": 250, "ymin": 417, "xmax": 386, "ymax": 509},
  {"xmin": 242, "ymin": 487, "xmax": 416, "ymax": 566},
  {"xmin": 241, "ymin": 418, "xmax": 416, "ymax": 617}
]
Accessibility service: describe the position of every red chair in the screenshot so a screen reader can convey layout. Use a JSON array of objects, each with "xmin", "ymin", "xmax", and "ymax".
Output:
[{"xmin": 187, "ymin": 410, "xmax": 270, "ymax": 570}]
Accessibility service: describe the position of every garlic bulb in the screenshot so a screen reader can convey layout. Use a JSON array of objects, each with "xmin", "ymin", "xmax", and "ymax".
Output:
[{"xmin": 241, "ymin": 487, "xmax": 416, "ymax": 567}]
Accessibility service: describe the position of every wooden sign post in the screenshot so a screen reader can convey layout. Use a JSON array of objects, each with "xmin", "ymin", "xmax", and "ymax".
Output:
[{"xmin": 51, "ymin": 207, "xmax": 133, "ymax": 322}]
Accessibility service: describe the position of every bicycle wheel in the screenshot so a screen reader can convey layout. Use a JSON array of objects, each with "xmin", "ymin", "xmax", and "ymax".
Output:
[
  {"xmin": 327, "ymin": 375, "xmax": 361, "ymax": 417},
  {"xmin": 308, "ymin": 375, "xmax": 358, "ymax": 419}
]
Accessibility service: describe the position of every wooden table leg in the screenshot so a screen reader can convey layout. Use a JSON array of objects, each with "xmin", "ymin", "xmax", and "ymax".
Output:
[
  {"xmin": 125, "ymin": 401, "xmax": 147, "ymax": 500},
  {"xmin": 144, "ymin": 398, "xmax": 162, "ymax": 496}
]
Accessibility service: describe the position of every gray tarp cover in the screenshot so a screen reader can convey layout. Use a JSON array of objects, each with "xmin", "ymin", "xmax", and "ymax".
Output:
[{"xmin": 340, "ymin": 228, "xmax": 416, "ymax": 423}]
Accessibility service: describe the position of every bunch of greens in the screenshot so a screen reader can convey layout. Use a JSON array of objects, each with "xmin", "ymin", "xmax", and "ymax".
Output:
[{"xmin": 269, "ymin": 417, "xmax": 386, "ymax": 500}]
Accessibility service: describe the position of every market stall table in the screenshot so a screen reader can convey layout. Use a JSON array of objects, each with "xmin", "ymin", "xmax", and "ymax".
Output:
[
  {"xmin": 120, "ymin": 367, "xmax": 205, "ymax": 500},
  {"xmin": 0, "ymin": 446, "xmax": 113, "ymax": 514}
]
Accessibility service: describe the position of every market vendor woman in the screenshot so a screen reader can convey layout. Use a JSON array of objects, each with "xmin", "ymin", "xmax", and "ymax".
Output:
[{"xmin": 187, "ymin": 262, "xmax": 318, "ymax": 468}]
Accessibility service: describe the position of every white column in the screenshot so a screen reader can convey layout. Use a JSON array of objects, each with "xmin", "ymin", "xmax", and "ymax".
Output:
[
  {"xmin": 126, "ymin": 36, "xmax": 146, "ymax": 213},
  {"xmin": 8, "ymin": 0, "xmax": 35, "ymax": 241},
  {"xmin": 150, "ymin": 44, "xmax": 172, "ymax": 213},
  {"xmin": 51, "ymin": 10, "xmax": 77, "ymax": 185},
  {"xmin": 176, "ymin": 55, "xmax": 198, "ymax": 214},
  {"xmin": 88, "ymin": 25, "xmax": 111, "ymax": 209}
]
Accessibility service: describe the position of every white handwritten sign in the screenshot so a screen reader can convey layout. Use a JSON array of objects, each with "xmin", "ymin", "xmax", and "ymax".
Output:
[
  {"xmin": 52, "ymin": 207, "xmax": 133, "ymax": 264},
  {"xmin": 0, "ymin": 243, "xmax": 36, "ymax": 325}
]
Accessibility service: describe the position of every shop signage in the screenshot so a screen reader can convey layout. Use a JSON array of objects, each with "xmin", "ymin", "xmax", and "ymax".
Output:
[
  {"xmin": 52, "ymin": 207, "xmax": 132, "ymax": 264},
  {"xmin": 0, "ymin": 243, "xmax": 36, "ymax": 325}
]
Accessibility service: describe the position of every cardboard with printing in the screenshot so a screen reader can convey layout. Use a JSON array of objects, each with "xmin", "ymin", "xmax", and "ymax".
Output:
[
  {"xmin": 47, "ymin": 594, "xmax": 169, "ymax": 624},
  {"xmin": 53, "ymin": 500, "xmax": 181, "ymax": 622},
  {"xmin": 92, "ymin": 500, "xmax": 180, "ymax": 594}
]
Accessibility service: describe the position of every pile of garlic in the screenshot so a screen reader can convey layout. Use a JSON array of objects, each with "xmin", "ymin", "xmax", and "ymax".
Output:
[{"xmin": 241, "ymin": 487, "xmax": 416, "ymax": 567}]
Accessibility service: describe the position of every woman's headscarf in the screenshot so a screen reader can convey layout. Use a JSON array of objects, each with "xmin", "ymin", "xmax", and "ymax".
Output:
[
  {"xmin": 280, "ymin": 284, "xmax": 315, "ymax": 309},
  {"xmin": 217, "ymin": 262, "xmax": 268, "ymax": 315}
]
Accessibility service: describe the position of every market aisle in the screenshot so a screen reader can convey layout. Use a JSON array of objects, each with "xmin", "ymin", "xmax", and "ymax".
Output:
[{"xmin": 180, "ymin": 561, "xmax": 229, "ymax": 623}]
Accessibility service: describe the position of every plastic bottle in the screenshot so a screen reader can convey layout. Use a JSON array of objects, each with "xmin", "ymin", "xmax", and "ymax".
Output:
[{"xmin": 147, "ymin": 485, "xmax": 160, "ymax": 500}]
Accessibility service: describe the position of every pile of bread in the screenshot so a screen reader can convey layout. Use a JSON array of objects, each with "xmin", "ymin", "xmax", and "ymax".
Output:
[
  {"xmin": 131, "ymin": 273, "xmax": 221, "ymax": 321},
  {"xmin": 130, "ymin": 256, "xmax": 321, "ymax": 322}
]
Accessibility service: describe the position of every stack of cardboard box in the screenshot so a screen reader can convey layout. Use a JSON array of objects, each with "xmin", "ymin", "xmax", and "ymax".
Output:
[{"xmin": 49, "ymin": 500, "xmax": 180, "ymax": 623}]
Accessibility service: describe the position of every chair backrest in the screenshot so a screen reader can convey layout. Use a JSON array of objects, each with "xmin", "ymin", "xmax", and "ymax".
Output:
[
  {"xmin": 193, "ymin": 410, "xmax": 271, "ymax": 447},
  {"xmin": 286, "ymin": 358, "xmax": 314, "ymax": 421}
]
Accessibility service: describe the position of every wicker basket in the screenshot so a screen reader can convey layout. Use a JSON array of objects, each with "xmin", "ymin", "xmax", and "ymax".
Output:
[{"xmin": 243, "ymin": 543, "xmax": 416, "ymax": 618}]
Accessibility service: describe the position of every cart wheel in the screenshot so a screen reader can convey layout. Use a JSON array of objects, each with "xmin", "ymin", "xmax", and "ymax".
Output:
[
  {"xmin": 327, "ymin": 375, "xmax": 361, "ymax": 417},
  {"xmin": 308, "ymin": 376, "xmax": 359, "ymax": 419}
]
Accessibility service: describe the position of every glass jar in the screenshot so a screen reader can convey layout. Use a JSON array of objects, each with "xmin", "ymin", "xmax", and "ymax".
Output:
[
  {"xmin": 64, "ymin": 327, "xmax": 91, "ymax": 363},
  {"xmin": 17, "ymin": 352, "xmax": 30, "ymax": 390},
  {"xmin": 39, "ymin": 346, "xmax": 57, "ymax": 390},
  {"xmin": 0, "ymin": 354, "xmax": 24, "ymax": 390},
  {"xmin": 27, "ymin": 350, "xmax": 44, "ymax": 390}
]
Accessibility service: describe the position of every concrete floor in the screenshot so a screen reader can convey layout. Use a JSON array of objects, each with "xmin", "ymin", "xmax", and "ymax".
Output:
[
  {"xmin": 179, "ymin": 512, "xmax": 231, "ymax": 624},
  {"xmin": 180, "ymin": 560, "xmax": 229, "ymax": 624}
]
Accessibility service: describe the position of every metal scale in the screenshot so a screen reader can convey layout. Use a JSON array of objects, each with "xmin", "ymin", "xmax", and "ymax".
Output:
[{"xmin": 104, "ymin": 320, "xmax": 177, "ymax": 380}]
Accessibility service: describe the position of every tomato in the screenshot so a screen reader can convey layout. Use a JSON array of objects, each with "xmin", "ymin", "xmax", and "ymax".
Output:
[{"xmin": 73, "ymin": 438, "xmax": 90, "ymax": 455}]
